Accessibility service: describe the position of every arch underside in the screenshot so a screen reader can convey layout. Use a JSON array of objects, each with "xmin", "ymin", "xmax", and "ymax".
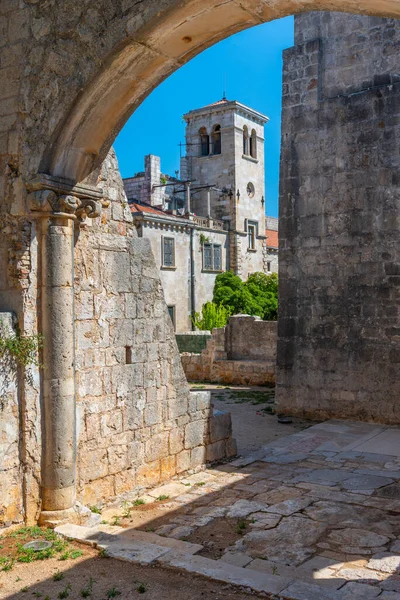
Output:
[{"xmin": 45, "ymin": 0, "xmax": 400, "ymax": 183}]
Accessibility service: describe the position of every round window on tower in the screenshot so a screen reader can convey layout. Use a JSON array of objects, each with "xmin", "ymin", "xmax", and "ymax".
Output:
[{"xmin": 247, "ymin": 182, "xmax": 255, "ymax": 198}]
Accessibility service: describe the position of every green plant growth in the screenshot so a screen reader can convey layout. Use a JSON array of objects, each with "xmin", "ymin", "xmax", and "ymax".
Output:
[
  {"xmin": 80, "ymin": 577, "xmax": 95, "ymax": 598},
  {"xmin": 89, "ymin": 505, "xmax": 102, "ymax": 515},
  {"xmin": 53, "ymin": 571, "xmax": 64, "ymax": 581},
  {"xmin": 192, "ymin": 302, "xmax": 230, "ymax": 331},
  {"xmin": 106, "ymin": 588, "xmax": 121, "ymax": 598},
  {"xmin": 236, "ymin": 520, "xmax": 248, "ymax": 535},
  {"xmin": 155, "ymin": 495, "xmax": 169, "ymax": 502},
  {"xmin": 58, "ymin": 584, "xmax": 71, "ymax": 599},
  {"xmin": 0, "ymin": 320, "xmax": 43, "ymax": 398},
  {"xmin": 132, "ymin": 499, "xmax": 145, "ymax": 506},
  {"xmin": 121, "ymin": 501, "xmax": 132, "ymax": 518},
  {"xmin": 199, "ymin": 233, "xmax": 210, "ymax": 245},
  {"xmin": 137, "ymin": 583, "xmax": 147, "ymax": 594},
  {"xmin": 212, "ymin": 271, "xmax": 278, "ymax": 321},
  {"xmin": 0, "ymin": 327, "xmax": 43, "ymax": 369}
]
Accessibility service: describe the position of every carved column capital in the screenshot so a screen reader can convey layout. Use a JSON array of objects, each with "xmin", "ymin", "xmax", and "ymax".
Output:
[{"xmin": 27, "ymin": 174, "xmax": 105, "ymax": 221}]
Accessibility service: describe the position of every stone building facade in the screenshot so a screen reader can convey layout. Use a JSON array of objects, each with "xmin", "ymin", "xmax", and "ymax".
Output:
[
  {"xmin": 124, "ymin": 100, "xmax": 277, "ymax": 332},
  {"xmin": 276, "ymin": 12, "xmax": 400, "ymax": 423}
]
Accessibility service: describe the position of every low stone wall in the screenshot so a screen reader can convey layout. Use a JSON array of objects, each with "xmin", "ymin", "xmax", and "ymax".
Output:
[{"xmin": 181, "ymin": 315, "xmax": 277, "ymax": 386}]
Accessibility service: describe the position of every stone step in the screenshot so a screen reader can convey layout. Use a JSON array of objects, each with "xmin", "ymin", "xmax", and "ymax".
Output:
[
  {"xmin": 157, "ymin": 550, "xmax": 293, "ymax": 595},
  {"xmin": 55, "ymin": 523, "xmax": 202, "ymax": 554}
]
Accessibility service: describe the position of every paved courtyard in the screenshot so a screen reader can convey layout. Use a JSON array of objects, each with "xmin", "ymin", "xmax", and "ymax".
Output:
[{"xmin": 60, "ymin": 420, "xmax": 400, "ymax": 599}]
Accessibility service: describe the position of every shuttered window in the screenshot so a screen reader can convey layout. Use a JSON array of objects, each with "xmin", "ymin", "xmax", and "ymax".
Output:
[
  {"xmin": 203, "ymin": 243, "xmax": 213, "ymax": 270},
  {"xmin": 162, "ymin": 237, "xmax": 175, "ymax": 267},
  {"xmin": 202, "ymin": 243, "xmax": 222, "ymax": 271},
  {"xmin": 213, "ymin": 244, "xmax": 222, "ymax": 271}
]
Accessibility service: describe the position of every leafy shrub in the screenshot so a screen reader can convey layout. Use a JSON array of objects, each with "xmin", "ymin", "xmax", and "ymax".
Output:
[
  {"xmin": 192, "ymin": 302, "xmax": 230, "ymax": 331},
  {"xmin": 212, "ymin": 271, "xmax": 278, "ymax": 321}
]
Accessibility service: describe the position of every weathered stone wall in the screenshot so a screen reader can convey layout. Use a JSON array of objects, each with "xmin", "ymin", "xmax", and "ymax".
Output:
[
  {"xmin": 181, "ymin": 315, "xmax": 276, "ymax": 385},
  {"xmin": 277, "ymin": 12, "xmax": 400, "ymax": 423},
  {"xmin": 74, "ymin": 150, "xmax": 235, "ymax": 506},
  {"xmin": 0, "ymin": 313, "xmax": 23, "ymax": 526},
  {"xmin": 226, "ymin": 315, "xmax": 277, "ymax": 361}
]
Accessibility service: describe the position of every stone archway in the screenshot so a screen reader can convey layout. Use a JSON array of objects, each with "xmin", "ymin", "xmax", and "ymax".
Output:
[{"xmin": 1, "ymin": 0, "xmax": 399, "ymax": 525}]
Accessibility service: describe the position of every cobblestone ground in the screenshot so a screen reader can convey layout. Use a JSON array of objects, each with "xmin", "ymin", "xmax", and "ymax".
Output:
[{"xmin": 64, "ymin": 420, "xmax": 400, "ymax": 599}]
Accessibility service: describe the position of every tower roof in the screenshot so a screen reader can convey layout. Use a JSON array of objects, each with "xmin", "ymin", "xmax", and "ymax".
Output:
[{"xmin": 183, "ymin": 99, "xmax": 269, "ymax": 125}]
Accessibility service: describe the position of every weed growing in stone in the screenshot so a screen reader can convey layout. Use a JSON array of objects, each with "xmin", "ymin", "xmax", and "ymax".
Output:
[
  {"xmin": 236, "ymin": 520, "xmax": 248, "ymax": 534},
  {"xmin": 53, "ymin": 571, "xmax": 64, "ymax": 581},
  {"xmin": 133, "ymin": 499, "xmax": 145, "ymax": 506},
  {"xmin": 107, "ymin": 587, "xmax": 121, "ymax": 598},
  {"xmin": 137, "ymin": 583, "xmax": 147, "ymax": 594},
  {"xmin": 111, "ymin": 516, "xmax": 121, "ymax": 526},
  {"xmin": 155, "ymin": 495, "xmax": 169, "ymax": 502},
  {"xmin": 121, "ymin": 501, "xmax": 132, "ymax": 518},
  {"xmin": 89, "ymin": 505, "xmax": 102, "ymax": 514}
]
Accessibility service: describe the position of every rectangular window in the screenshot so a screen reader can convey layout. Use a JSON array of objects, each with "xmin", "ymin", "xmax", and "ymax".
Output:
[
  {"xmin": 267, "ymin": 261, "xmax": 271, "ymax": 272},
  {"xmin": 203, "ymin": 243, "xmax": 213, "ymax": 270},
  {"xmin": 167, "ymin": 305, "xmax": 176, "ymax": 330},
  {"xmin": 203, "ymin": 243, "xmax": 222, "ymax": 271},
  {"xmin": 162, "ymin": 236, "xmax": 175, "ymax": 267},
  {"xmin": 213, "ymin": 244, "xmax": 222, "ymax": 271},
  {"xmin": 248, "ymin": 224, "xmax": 256, "ymax": 250}
]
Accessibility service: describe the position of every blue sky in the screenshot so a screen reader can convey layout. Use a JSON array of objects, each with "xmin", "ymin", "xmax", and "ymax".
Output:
[{"xmin": 114, "ymin": 17, "xmax": 294, "ymax": 218}]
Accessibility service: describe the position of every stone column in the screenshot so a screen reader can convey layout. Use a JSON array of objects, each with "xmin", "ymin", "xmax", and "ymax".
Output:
[
  {"xmin": 206, "ymin": 189, "xmax": 211, "ymax": 218},
  {"xmin": 185, "ymin": 182, "xmax": 191, "ymax": 214},
  {"xmin": 40, "ymin": 210, "xmax": 76, "ymax": 514},
  {"xmin": 28, "ymin": 178, "xmax": 102, "ymax": 524}
]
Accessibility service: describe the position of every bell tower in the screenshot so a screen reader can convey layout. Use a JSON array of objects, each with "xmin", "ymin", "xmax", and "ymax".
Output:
[{"xmin": 181, "ymin": 99, "xmax": 269, "ymax": 277}]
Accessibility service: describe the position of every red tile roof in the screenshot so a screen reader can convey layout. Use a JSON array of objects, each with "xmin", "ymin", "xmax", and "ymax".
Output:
[
  {"xmin": 202, "ymin": 98, "xmax": 230, "ymax": 108},
  {"xmin": 265, "ymin": 228, "xmax": 278, "ymax": 249},
  {"xmin": 130, "ymin": 202, "xmax": 184, "ymax": 219}
]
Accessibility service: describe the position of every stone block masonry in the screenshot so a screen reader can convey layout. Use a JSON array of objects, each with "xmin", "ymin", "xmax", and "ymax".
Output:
[
  {"xmin": 181, "ymin": 315, "xmax": 277, "ymax": 386},
  {"xmin": 74, "ymin": 151, "xmax": 235, "ymax": 506},
  {"xmin": 277, "ymin": 12, "xmax": 400, "ymax": 423}
]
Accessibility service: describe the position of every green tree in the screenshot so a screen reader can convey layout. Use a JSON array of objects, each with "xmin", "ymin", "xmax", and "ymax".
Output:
[
  {"xmin": 192, "ymin": 302, "xmax": 230, "ymax": 331},
  {"xmin": 212, "ymin": 271, "xmax": 278, "ymax": 321},
  {"xmin": 245, "ymin": 272, "xmax": 278, "ymax": 320}
]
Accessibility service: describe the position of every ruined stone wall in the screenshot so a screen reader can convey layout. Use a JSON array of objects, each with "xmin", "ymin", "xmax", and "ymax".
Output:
[
  {"xmin": 0, "ymin": 313, "xmax": 23, "ymax": 525},
  {"xmin": 74, "ymin": 150, "xmax": 235, "ymax": 506},
  {"xmin": 181, "ymin": 315, "xmax": 276, "ymax": 386},
  {"xmin": 277, "ymin": 12, "xmax": 400, "ymax": 423}
]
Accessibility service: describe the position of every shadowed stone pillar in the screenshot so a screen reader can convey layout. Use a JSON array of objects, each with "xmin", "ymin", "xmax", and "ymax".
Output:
[{"xmin": 28, "ymin": 176, "xmax": 102, "ymax": 524}]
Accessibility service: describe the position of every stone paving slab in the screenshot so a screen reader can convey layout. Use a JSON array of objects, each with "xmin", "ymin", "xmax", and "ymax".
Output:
[
  {"xmin": 353, "ymin": 431, "xmax": 400, "ymax": 457},
  {"xmin": 281, "ymin": 580, "xmax": 342, "ymax": 599},
  {"xmin": 59, "ymin": 420, "xmax": 400, "ymax": 600},
  {"xmin": 157, "ymin": 550, "xmax": 293, "ymax": 595}
]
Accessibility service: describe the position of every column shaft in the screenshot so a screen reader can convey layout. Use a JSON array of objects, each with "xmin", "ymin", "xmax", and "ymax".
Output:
[{"xmin": 40, "ymin": 216, "xmax": 76, "ymax": 511}]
